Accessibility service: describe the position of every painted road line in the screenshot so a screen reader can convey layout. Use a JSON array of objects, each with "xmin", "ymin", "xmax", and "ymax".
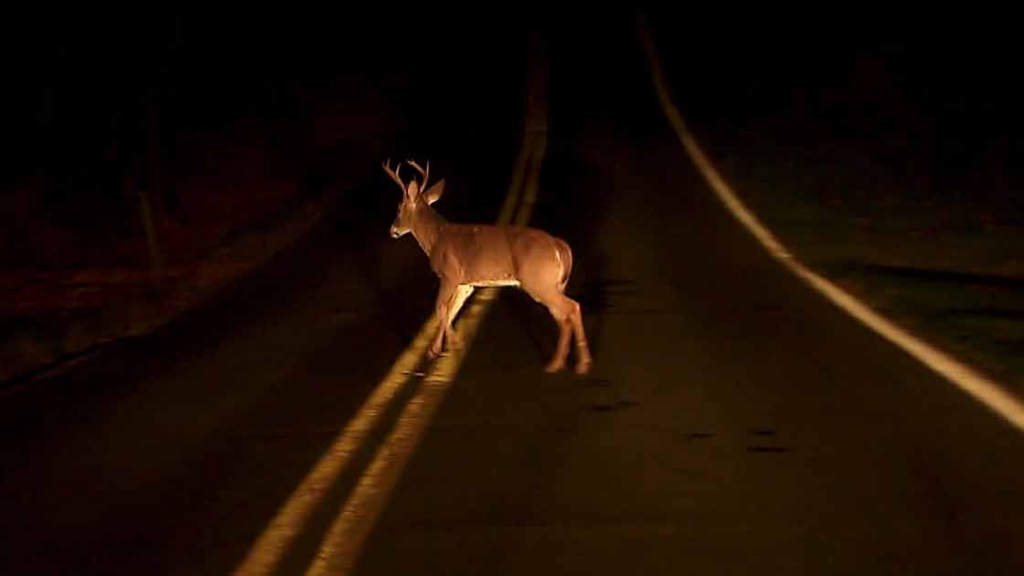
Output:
[
  {"xmin": 496, "ymin": 131, "xmax": 537, "ymax": 226},
  {"xmin": 231, "ymin": 315, "xmax": 438, "ymax": 576},
  {"xmin": 306, "ymin": 133, "xmax": 548, "ymax": 576},
  {"xmin": 514, "ymin": 129, "xmax": 547, "ymax": 227},
  {"xmin": 635, "ymin": 14, "xmax": 1024, "ymax": 435},
  {"xmin": 304, "ymin": 37, "xmax": 551, "ymax": 576},
  {"xmin": 303, "ymin": 286, "xmax": 502, "ymax": 576},
  {"xmin": 232, "ymin": 105, "xmax": 539, "ymax": 576}
]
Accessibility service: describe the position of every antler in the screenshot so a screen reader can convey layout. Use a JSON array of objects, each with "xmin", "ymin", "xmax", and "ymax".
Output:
[
  {"xmin": 406, "ymin": 159, "xmax": 430, "ymax": 193},
  {"xmin": 382, "ymin": 159, "xmax": 406, "ymax": 191}
]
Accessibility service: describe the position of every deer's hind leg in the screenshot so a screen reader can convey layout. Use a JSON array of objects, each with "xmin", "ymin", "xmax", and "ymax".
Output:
[
  {"xmin": 566, "ymin": 296, "xmax": 592, "ymax": 374},
  {"xmin": 518, "ymin": 237, "xmax": 592, "ymax": 374},
  {"xmin": 545, "ymin": 305, "xmax": 573, "ymax": 373},
  {"xmin": 533, "ymin": 292, "xmax": 591, "ymax": 374},
  {"xmin": 531, "ymin": 292, "xmax": 575, "ymax": 374}
]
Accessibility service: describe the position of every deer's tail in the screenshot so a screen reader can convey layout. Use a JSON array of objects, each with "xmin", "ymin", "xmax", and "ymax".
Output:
[{"xmin": 555, "ymin": 239, "xmax": 573, "ymax": 292}]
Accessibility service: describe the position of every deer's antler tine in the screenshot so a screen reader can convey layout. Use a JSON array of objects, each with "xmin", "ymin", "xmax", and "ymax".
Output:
[
  {"xmin": 382, "ymin": 158, "xmax": 406, "ymax": 190},
  {"xmin": 406, "ymin": 159, "xmax": 429, "ymax": 192}
]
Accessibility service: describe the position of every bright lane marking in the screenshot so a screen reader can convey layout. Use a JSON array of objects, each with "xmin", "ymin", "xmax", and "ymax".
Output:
[
  {"xmin": 231, "ymin": 316, "xmax": 438, "ymax": 575},
  {"xmin": 636, "ymin": 14, "xmax": 1024, "ymax": 435},
  {"xmin": 303, "ymin": 287, "xmax": 500, "ymax": 576},
  {"xmin": 306, "ymin": 80, "xmax": 550, "ymax": 576},
  {"xmin": 232, "ymin": 122, "xmax": 539, "ymax": 576},
  {"xmin": 496, "ymin": 132, "xmax": 536, "ymax": 225},
  {"xmin": 514, "ymin": 124, "xmax": 547, "ymax": 226}
]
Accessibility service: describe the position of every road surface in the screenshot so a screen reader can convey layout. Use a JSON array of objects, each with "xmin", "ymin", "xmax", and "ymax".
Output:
[{"xmin": 2, "ymin": 13, "xmax": 1023, "ymax": 576}]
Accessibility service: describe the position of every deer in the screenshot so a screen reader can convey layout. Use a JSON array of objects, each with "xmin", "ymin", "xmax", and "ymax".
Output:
[{"xmin": 383, "ymin": 158, "xmax": 593, "ymax": 375}]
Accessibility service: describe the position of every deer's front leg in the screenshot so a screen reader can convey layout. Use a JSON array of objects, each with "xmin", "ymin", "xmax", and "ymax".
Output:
[
  {"xmin": 444, "ymin": 285, "xmax": 475, "ymax": 351},
  {"xmin": 428, "ymin": 279, "xmax": 457, "ymax": 360}
]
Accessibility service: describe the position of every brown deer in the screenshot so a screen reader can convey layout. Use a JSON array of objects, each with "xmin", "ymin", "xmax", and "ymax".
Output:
[{"xmin": 383, "ymin": 158, "xmax": 593, "ymax": 374}]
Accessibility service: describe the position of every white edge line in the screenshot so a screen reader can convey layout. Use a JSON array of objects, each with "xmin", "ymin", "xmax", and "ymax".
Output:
[{"xmin": 636, "ymin": 13, "xmax": 1024, "ymax": 435}]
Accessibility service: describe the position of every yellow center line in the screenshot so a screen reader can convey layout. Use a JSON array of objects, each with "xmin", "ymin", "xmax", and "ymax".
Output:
[
  {"xmin": 230, "ymin": 316, "xmax": 438, "ymax": 576},
  {"xmin": 233, "ymin": 93, "xmax": 545, "ymax": 576},
  {"xmin": 303, "ymin": 287, "xmax": 501, "ymax": 576},
  {"xmin": 636, "ymin": 13, "xmax": 1024, "ymax": 435},
  {"xmin": 496, "ymin": 132, "xmax": 537, "ymax": 225},
  {"xmin": 305, "ymin": 65, "xmax": 550, "ymax": 576}
]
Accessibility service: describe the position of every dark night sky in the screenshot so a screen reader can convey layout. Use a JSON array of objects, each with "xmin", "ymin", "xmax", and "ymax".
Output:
[
  {"xmin": 4, "ymin": 11, "xmax": 1020, "ymax": 134},
  {"xmin": 0, "ymin": 9, "xmax": 526, "ymax": 187},
  {"xmin": 2, "ymin": 9, "xmax": 1021, "ymax": 191}
]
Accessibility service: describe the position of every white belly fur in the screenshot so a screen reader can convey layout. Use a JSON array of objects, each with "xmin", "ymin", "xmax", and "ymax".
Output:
[{"xmin": 469, "ymin": 279, "xmax": 521, "ymax": 288}]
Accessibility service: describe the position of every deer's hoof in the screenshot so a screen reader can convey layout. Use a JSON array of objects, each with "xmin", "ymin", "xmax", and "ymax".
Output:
[
  {"xmin": 574, "ymin": 359, "xmax": 593, "ymax": 375},
  {"xmin": 544, "ymin": 361, "xmax": 565, "ymax": 373}
]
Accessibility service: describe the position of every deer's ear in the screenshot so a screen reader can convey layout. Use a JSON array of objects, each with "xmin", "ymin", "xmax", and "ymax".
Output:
[
  {"xmin": 422, "ymin": 178, "xmax": 445, "ymax": 205},
  {"xmin": 406, "ymin": 179, "xmax": 420, "ymax": 201}
]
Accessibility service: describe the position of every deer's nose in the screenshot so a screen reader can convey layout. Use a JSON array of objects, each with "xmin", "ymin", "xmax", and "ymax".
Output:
[{"xmin": 390, "ymin": 226, "xmax": 399, "ymax": 238}]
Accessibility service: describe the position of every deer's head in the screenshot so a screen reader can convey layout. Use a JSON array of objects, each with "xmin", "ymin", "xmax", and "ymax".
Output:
[{"xmin": 382, "ymin": 159, "xmax": 445, "ymax": 238}]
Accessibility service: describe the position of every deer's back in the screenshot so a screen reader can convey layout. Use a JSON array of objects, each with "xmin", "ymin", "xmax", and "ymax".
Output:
[{"xmin": 430, "ymin": 224, "xmax": 565, "ymax": 287}]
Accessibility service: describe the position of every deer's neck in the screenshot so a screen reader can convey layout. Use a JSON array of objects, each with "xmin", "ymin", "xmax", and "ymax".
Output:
[{"xmin": 411, "ymin": 205, "xmax": 446, "ymax": 255}]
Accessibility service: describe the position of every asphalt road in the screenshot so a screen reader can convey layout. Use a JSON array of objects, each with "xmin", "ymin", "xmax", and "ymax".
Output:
[{"xmin": 3, "ymin": 14, "xmax": 1024, "ymax": 576}]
